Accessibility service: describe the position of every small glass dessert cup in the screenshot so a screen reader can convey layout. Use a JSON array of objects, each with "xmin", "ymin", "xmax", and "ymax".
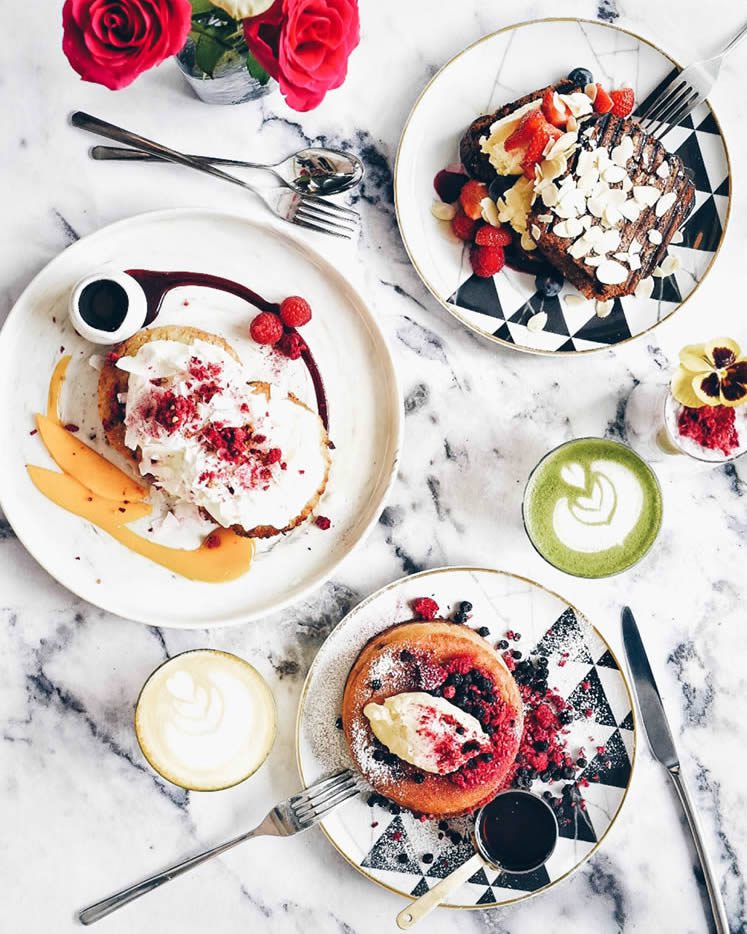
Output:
[
  {"xmin": 626, "ymin": 338, "xmax": 747, "ymax": 467},
  {"xmin": 135, "ymin": 649, "xmax": 276, "ymax": 792}
]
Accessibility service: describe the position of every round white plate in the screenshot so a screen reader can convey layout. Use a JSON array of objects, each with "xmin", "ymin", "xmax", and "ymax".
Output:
[
  {"xmin": 395, "ymin": 18, "xmax": 730, "ymax": 354},
  {"xmin": 297, "ymin": 567, "xmax": 636, "ymax": 909},
  {"xmin": 0, "ymin": 209, "xmax": 401, "ymax": 628}
]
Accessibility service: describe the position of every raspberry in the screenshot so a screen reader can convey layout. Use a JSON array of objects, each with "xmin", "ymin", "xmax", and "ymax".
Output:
[
  {"xmin": 412, "ymin": 597, "xmax": 439, "ymax": 620},
  {"xmin": 433, "ymin": 168, "xmax": 467, "ymax": 203},
  {"xmin": 458, "ymin": 179, "xmax": 489, "ymax": 220},
  {"xmin": 314, "ymin": 515, "xmax": 331, "ymax": 530},
  {"xmin": 541, "ymin": 88, "xmax": 569, "ymax": 127},
  {"xmin": 277, "ymin": 331, "xmax": 306, "ymax": 360},
  {"xmin": 470, "ymin": 245, "xmax": 505, "ymax": 278},
  {"xmin": 593, "ymin": 84, "xmax": 613, "ymax": 114},
  {"xmin": 450, "ymin": 210, "xmax": 478, "ymax": 241},
  {"xmin": 279, "ymin": 295, "xmax": 312, "ymax": 328},
  {"xmin": 475, "ymin": 224, "xmax": 512, "ymax": 247},
  {"xmin": 504, "ymin": 108, "xmax": 546, "ymax": 151},
  {"xmin": 610, "ymin": 87, "xmax": 635, "ymax": 118},
  {"xmin": 250, "ymin": 311, "xmax": 283, "ymax": 345}
]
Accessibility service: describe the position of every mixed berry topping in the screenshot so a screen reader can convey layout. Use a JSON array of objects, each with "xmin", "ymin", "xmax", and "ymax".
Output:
[{"xmin": 249, "ymin": 294, "xmax": 313, "ymax": 359}]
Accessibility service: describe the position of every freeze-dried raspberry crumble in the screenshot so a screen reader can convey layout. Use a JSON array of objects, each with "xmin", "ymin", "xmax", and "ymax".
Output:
[
  {"xmin": 677, "ymin": 405, "xmax": 740, "ymax": 456},
  {"xmin": 412, "ymin": 597, "xmax": 439, "ymax": 620}
]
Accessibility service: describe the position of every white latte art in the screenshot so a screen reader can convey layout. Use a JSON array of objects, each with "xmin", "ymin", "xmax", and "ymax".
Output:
[
  {"xmin": 135, "ymin": 650, "xmax": 276, "ymax": 790},
  {"xmin": 553, "ymin": 459, "xmax": 643, "ymax": 553}
]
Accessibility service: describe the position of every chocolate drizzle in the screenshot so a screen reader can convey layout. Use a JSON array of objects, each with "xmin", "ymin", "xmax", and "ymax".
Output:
[{"xmin": 125, "ymin": 269, "xmax": 329, "ymax": 429}]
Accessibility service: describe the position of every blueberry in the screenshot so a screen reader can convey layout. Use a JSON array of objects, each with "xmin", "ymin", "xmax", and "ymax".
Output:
[
  {"xmin": 535, "ymin": 270, "xmax": 564, "ymax": 297},
  {"xmin": 397, "ymin": 853, "xmax": 409, "ymax": 865},
  {"xmin": 399, "ymin": 649, "xmax": 413, "ymax": 662},
  {"xmin": 477, "ymin": 626, "xmax": 490, "ymax": 638},
  {"xmin": 438, "ymin": 820, "xmax": 449, "ymax": 831},
  {"xmin": 568, "ymin": 67, "xmax": 593, "ymax": 87},
  {"xmin": 498, "ymin": 639, "xmax": 509, "ymax": 650},
  {"xmin": 335, "ymin": 716, "xmax": 343, "ymax": 730},
  {"xmin": 459, "ymin": 600, "xmax": 473, "ymax": 613},
  {"xmin": 413, "ymin": 772, "xmax": 425, "ymax": 784},
  {"xmin": 576, "ymin": 757, "xmax": 587, "ymax": 768},
  {"xmin": 422, "ymin": 852, "xmax": 434, "ymax": 864},
  {"xmin": 370, "ymin": 678, "xmax": 382, "ymax": 690},
  {"xmin": 488, "ymin": 175, "xmax": 515, "ymax": 202},
  {"xmin": 559, "ymin": 710, "xmax": 574, "ymax": 725}
]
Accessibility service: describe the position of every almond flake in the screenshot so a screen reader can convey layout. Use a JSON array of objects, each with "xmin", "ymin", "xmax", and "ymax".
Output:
[
  {"xmin": 564, "ymin": 293, "xmax": 590, "ymax": 307},
  {"xmin": 585, "ymin": 83, "xmax": 598, "ymax": 101},
  {"xmin": 656, "ymin": 192, "xmax": 677, "ymax": 217},
  {"xmin": 670, "ymin": 228, "xmax": 684, "ymax": 244},
  {"xmin": 620, "ymin": 200, "xmax": 642, "ymax": 223},
  {"xmin": 611, "ymin": 136, "xmax": 635, "ymax": 166},
  {"xmin": 596, "ymin": 259, "xmax": 629, "ymax": 285},
  {"xmin": 541, "ymin": 183, "xmax": 559, "ymax": 207},
  {"xmin": 633, "ymin": 185, "xmax": 661, "ymax": 207},
  {"xmin": 656, "ymin": 161, "xmax": 670, "ymax": 179},
  {"xmin": 567, "ymin": 115, "xmax": 578, "ymax": 132},
  {"xmin": 585, "ymin": 254, "xmax": 604, "ymax": 267},
  {"xmin": 621, "ymin": 176, "xmax": 633, "ymax": 192},
  {"xmin": 657, "ymin": 255, "xmax": 680, "ymax": 277},
  {"xmin": 614, "ymin": 251, "xmax": 629, "ymax": 262},
  {"xmin": 531, "ymin": 224, "xmax": 542, "ymax": 240},
  {"xmin": 537, "ymin": 213, "xmax": 553, "ymax": 223},
  {"xmin": 634, "ymin": 276, "xmax": 654, "ymax": 299},
  {"xmin": 629, "ymin": 254, "xmax": 642, "ymax": 271},
  {"xmin": 599, "ymin": 229, "xmax": 621, "ymax": 252},
  {"xmin": 647, "ymin": 229, "xmax": 663, "ymax": 245},
  {"xmin": 480, "ymin": 197, "xmax": 501, "ymax": 226},
  {"xmin": 526, "ymin": 311, "xmax": 547, "ymax": 332},
  {"xmin": 520, "ymin": 231, "xmax": 537, "ymax": 251},
  {"xmin": 629, "ymin": 239, "xmax": 642, "ymax": 255},
  {"xmin": 602, "ymin": 164, "xmax": 627, "ymax": 184},
  {"xmin": 595, "ymin": 299, "xmax": 614, "ymax": 318},
  {"xmin": 569, "ymin": 237, "xmax": 591, "ymax": 259},
  {"xmin": 431, "ymin": 199, "xmax": 458, "ymax": 221},
  {"xmin": 553, "ymin": 217, "xmax": 584, "ymax": 239}
]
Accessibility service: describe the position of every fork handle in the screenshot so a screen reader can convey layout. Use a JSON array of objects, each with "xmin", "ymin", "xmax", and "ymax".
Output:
[
  {"xmin": 78, "ymin": 822, "xmax": 267, "ymax": 925},
  {"xmin": 720, "ymin": 19, "xmax": 747, "ymax": 58},
  {"xmin": 70, "ymin": 112, "xmax": 261, "ymax": 196},
  {"xmin": 668, "ymin": 767, "xmax": 730, "ymax": 934},
  {"xmin": 90, "ymin": 144, "xmax": 268, "ymax": 170}
]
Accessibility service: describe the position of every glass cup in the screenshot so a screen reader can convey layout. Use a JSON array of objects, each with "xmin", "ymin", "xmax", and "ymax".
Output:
[{"xmin": 522, "ymin": 437, "xmax": 663, "ymax": 579}]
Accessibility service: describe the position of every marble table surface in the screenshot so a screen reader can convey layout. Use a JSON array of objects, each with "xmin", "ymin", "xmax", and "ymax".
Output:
[{"xmin": 3, "ymin": 1, "xmax": 746, "ymax": 932}]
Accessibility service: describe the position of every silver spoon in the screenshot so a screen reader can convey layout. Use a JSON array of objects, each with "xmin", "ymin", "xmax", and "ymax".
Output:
[
  {"xmin": 90, "ymin": 144, "xmax": 364, "ymax": 196},
  {"xmin": 396, "ymin": 790, "xmax": 558, "ymax": 928}
]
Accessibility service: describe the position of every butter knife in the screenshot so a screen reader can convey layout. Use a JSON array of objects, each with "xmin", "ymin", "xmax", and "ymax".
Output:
[{"xmin": 621, "ymin": 607, "xmax": 729, "ymax": 934}]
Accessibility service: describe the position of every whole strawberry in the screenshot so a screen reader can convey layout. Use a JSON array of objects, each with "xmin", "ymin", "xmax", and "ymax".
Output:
[
  {"xmin": 470, "ymin": 245, "xmax": 505, "ymax": 278},
  {"xmin": 459, "ymin": 179, "xmax": 489, "ymax": 220},
  {"xmin": 610, "ymin": 87, "xmax": 635, "ymax": 118},
  {"xmin": 279, "ymin": 295, "xmax": 312, "ymax": 328}
]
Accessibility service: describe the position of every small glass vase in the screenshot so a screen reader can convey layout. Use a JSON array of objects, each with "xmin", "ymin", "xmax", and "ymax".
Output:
[{"xmin": 175, "ymin": 38, "xmax": 274, "ymax": 106}]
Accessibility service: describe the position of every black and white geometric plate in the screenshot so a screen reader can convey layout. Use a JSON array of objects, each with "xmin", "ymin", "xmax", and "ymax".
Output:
[
  {"xmin": 296, "ymin": 567, "xmax": 636, "ymax": 909},
  {"xmin": 395, "ymin": 19, "xmax": 730, "ymax": 354}
]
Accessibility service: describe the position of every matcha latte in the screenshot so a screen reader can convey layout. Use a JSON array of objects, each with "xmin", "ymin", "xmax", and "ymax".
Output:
[{"xmin": 523, "ymin": 438, "xmax": 662, "ymax": 578}]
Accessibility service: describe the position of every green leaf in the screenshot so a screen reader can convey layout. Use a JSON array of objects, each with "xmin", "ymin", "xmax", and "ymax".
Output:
[
  {"xmin": 246, "ymin": 52, "xmax": 270, "ymax": 85},
  {"xmin": 194, "ymin": 34, "xmax": 228, "ymax": 76},
  {"xmin": 189, "ymin": 0, "xmax": 214, "ymax": 13}
]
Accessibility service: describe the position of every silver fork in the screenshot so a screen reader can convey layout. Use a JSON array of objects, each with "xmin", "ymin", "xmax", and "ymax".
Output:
[
  {"xmin": 70, "ymin": 112, "xmax": 359, "ymax": 240},
  {"xmin": 78, "ymin": 768, "xmax": 359, "ymax": 925},
  {"xmin": 638, "ymin": 20, "xmax": 747, "ymax": 140}
]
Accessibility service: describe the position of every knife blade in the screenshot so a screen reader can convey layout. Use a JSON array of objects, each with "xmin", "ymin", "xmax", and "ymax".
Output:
[
  {"xmin": 621, "ymin": 606, "xmax": 730, "ymax": 934},
  {"xmin": 621, "ymin": 606, "xmax": 679, "ymax": 770}
]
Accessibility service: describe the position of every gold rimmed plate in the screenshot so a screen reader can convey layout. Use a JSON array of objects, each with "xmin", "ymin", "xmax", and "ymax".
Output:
[
  {"xmin": 296, "ymin": 566, "xmax": 636, "ymax": 909},
  {"xmin": 394, "ymin": 18, "xmax": 730, "ymax": 355}
]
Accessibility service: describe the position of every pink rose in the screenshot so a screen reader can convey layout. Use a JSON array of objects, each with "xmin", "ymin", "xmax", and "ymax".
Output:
[
  {"xmin": 244, "ymin": 0, "xmax": 359, "ymax": 111},
  {"xmin": 62, "ymin": 0, "xmax": 192, "ymax": 90}
]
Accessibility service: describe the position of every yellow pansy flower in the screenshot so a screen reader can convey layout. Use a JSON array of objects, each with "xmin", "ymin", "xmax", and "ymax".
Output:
[{"xmin": 671, "ymin": 338, "xmax": 747, "ymax": 408}]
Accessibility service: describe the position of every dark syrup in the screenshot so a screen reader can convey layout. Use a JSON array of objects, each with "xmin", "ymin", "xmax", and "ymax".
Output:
[
  {"xmin": 124, "ymin": 269, "xmax": 329, "ymax": 429},
  {"xmin": 477, "ymin": 791, "xmax": 557, "ymax": 872},
  {"xmin": 78, "ymin": 279, "xmax": 129, "ymax": 332}
]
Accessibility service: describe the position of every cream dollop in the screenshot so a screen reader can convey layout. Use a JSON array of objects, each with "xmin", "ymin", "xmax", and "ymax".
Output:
[
  {"xmin": 363, "ymin": 691, "xmax": 488, "ymax": 774},
  {"xmin": 135, "ymin": 650, "xmax": 276, "ymax": 790},
  {"xmin": 118, "ymin": 339, "xmax": 329, "ymax": 532},
  {"xmin": 552, "ymin": 459, "xmax": 644, "ymax": 553}
]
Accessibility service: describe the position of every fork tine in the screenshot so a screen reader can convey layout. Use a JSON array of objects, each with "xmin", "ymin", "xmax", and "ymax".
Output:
[
  {"xmin": 640, "ymin": 78, "xmax": 686, "ymax": 126},
  {"xmin": 651, "ymin": 92, "xmax": 701, "ymax": 141},
  {"xmin": 293, "ymin": 769, "xmax": 354, "ymax": 805},
  {"xmin": 294, "ymin": 776, "xmax": 359, "ymax": 817},
  {"xmin": 301, "ymin": 195, "xmax": 360, "ymax": 221},
  {"xmin": 296, "ymin": 201, "xmax": 357, "ymax": 229},
  {"xmin": 294, "ymin": 784, "xmax": 359, "ymax": 826},
  {"xmin": 295, "ymin": 206, "xmax": 357, "ymax": 237},
  {"xmin": 293, "ymin": 215, "xmax": 354, "ymax": 240}
]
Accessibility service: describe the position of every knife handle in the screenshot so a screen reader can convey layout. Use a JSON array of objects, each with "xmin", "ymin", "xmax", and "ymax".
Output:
[{"xmin": 668, "ymin": 767, "xmax": 730, "ymax": 934}]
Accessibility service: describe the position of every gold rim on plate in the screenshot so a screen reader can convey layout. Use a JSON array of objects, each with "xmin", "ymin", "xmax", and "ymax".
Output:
[
  {"xmin": 394, "ymin": 17, "xmax": 732, "ymax": 357},
  {"xmin": 295, "ymin": 565, "xmax": 638, "ymax": 910}
]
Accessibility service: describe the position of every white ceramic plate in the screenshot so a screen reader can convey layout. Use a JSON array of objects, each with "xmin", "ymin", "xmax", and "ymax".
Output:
[
  {"xmin": 0, "ymin": 209, "xmax": 401, "ymax": 628},
  {"xmin": 395, "ymin": 18, "xmax": 730, "ymax": 354},
  {"xmin": 297, "ymin": 567, "xmax": 635, "ymax": 909}
]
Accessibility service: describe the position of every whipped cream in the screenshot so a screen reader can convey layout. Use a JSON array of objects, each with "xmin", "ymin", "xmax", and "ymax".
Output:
[
  {"xmin": 363, "ymin": 691, "xmax": 488, "ymax": 774},
  {"xmin": 553, "ymin": 459, "xmax": 644, "ymax": 553},
  {"xmin": 135, "ymin": 650, "xmax": 276, "ymax": 790},
  {"xmin": 118, "ymin": 339, "xmax": 329, "ymax": 532}
]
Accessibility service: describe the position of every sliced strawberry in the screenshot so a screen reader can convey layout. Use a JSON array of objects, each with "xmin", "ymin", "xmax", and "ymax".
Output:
[
  {"xmin": 451, "ymin": 210, "xmax": 477, "ymax": 241},
  {"xmin": 594, "ymin": 84, "xmax": 613, "ymax": 114},
  {"xmin": 475, "ymin": 224, "xmax": 512, "ymax": 247},
  {"xmin": 470, "ymin": 245, "xmax": 505, "ymax": 278},
  {"xmin": 541, "ymin": 88, "xmax": 569, "ymax": 128},
  {"xmin": 504, "ymin": 108, "xmax": 546, "ymax": 151},
  {"xmin": 458, "ymin": 179, "xmax": 489, "ymax": 220},
  {"xmin": 522, "ymin": 126, "xmax": 550, "ymax": 178},
  {"xmin": 610, "ymin": 87, "xmax": 635, "ymax": 118}
]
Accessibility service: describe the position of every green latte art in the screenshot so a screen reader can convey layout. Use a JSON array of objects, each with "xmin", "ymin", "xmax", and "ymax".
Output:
[{"xmin": 523, "ymin": 438, "xmax": 662, "ymax": 578}]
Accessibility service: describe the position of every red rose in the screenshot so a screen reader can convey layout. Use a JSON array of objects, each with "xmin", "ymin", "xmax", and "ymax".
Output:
[
  {"xmin": 62, "ymin": 0, "xmax": 192, "ymax": 90},
  {"xmin": 244, "ymin": 0, "xmax": 359, "ymax": 111}
]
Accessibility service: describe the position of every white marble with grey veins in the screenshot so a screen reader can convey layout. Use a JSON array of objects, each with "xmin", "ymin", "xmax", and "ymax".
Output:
[{"xmin": 2, "ymin": 0, "xmax": 746, "ymax": 931}]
